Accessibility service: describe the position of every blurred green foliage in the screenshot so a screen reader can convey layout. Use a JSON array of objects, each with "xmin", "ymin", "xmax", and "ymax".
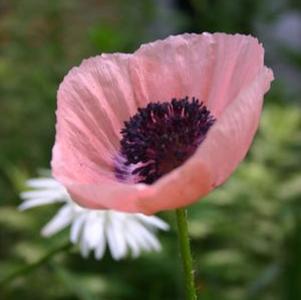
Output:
[{"xmin": 1, "ymin": 0, "xmax": 301, "ymax": 299}]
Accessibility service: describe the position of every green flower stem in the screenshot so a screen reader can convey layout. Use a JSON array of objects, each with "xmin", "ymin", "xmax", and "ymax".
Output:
[
  {"xmin": 176, "ymin": 208, "xmax": 197, "ymax": 300},
  {"xmin": 0, "ymin": 241, "xmax": 72, "ymax": 287}
]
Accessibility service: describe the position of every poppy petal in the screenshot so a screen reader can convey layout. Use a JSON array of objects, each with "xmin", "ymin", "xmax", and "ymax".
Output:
[
  {"xmin": 52, "ymin": 53, "xmax": 139, "ymax": 184},
  {"xmin": 130, "ymin": 33, "xmax": 215, "ymax": 105},
  {"xmin": 130, "ymin": 33, "xmax": 264, "ymax": 114},
  {"xmin": 206, "ymin": 33, "xmax": 266, "ymax": 117},
  {"xmin": 194, "ymin": 66, "xmax": 274, "ymax": 187},
  {"xmin": 66, "ymin": 156, "xmax": 212, "ymax": 214}
]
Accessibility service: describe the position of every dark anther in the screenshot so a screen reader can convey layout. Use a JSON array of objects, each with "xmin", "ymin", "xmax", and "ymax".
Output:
[{"xmin": 115, "ymin": 97, "xmax": 216, "ymax": 184}]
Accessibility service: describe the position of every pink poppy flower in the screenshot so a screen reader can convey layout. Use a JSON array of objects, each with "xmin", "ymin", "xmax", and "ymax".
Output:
[{"xmin": 51, "ymin": 32, "xmax": 273, "ymax": 214}]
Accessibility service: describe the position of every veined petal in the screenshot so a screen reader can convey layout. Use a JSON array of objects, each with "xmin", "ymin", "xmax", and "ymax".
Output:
[
  {"xmin": 66, "ymin": 180, "xmax": 149, "ymax": 211},
  {"xmin": 52, "ymin": 53, "xmax": 140, "ymax": 186},
  {"xmin": 206, "ymin": 33, "xmax": 266, "ymax": 116},
  {"xmin": 194, "ymin": 66, "xmax": 274, "ymax": 187},
  {"xmin": 130, "ymin": 33, "xmax": 216, "ymax": 106},
  {"xmin": 66, "ymin": 157, "xmax": 211, "ymax": 214}
]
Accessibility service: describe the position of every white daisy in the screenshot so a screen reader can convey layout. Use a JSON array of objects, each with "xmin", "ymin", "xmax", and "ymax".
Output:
[{"xmin": 19, "ymin": 174, "xmax": 169, "ymax": 260}]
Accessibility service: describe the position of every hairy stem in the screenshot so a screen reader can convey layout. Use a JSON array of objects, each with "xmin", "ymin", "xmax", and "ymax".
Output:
[{"xmin": 176, "ymin": 208, "xmax": 197, "ymax": 300}]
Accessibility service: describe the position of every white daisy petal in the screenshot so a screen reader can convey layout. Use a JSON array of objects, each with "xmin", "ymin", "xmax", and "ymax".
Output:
[
  {"xmin": 41, "ymin": 204, "xmax": 73, "ymax": 237},
  {"xmin": 123, "ymin": 230, "xmax": 142, "ymax": 258},
  {"xmin": 70, "ymin": 213, "xmax": 86, "ymax": 243},
  {"xmin": 79, "ymin": 235, "xmax": 90, "ymax": 258},
  {"xmin": 106, "ymin": 216, "xmax": 128, "ymax": 260},
  {"xmin": 128, "ymin": 221, "xmax": 161, "ymax": 252},
  {"xmin": 94, "ymin": 225, "xmax": 106, "ymax": 260},
  {"xmin": 25, "ymin": 178, "xmax": 63, "ymax": 189},
  {"xmin": 18, "ymin": 198, "xmax": 62, "ymax": 211},
  {"xmin": 95, "ymin": 241, "xmax": 106, "ymax": 260},
  {"xmin": 125, "ymin": 221, "xmax": 152, "ymax": 251},
  {"xmin": 20, "ymin": 172, "xmax": 169, "ymax": 260},
  {"xmin": 20, "ymin": 190, "xmax": 64, "ymax": 200},
  {"xmin": 136, "ymin": 214, "xmax": 170, "ymax": 231},
  {"xmin": 83, "ymin": 212, "xmax": 104, "ymax": 248},
  {"xmin": 142, "ymin": 231, "xmax": 161, "ymax": 251}
]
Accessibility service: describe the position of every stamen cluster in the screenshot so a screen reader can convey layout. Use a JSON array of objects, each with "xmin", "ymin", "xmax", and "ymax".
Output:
[{"xmin": 117, "ymin": 97, "xmax": 215, "ymax": 184}]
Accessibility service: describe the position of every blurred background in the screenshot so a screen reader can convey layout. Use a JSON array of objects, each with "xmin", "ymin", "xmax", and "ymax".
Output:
[{"xmin": 0, "ymin": 0, "xmax": 301, "ymax": 299}]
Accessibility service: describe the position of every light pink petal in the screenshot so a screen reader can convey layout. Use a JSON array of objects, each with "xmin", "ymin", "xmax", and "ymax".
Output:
[
  {"xmin": 206, "ymin": 33, "xmax": 266, "ymax": 116},
  {"xmin": 130, "ymin": 33, "xmax": 216, "ymax": 106},
  {"xmin": 130, "ymin": 33, "xmax": 265, "ymax": 113},
  {"xmin": 67, "ymin": 180, "xmax": 153, "ymax": 212},
  {"xmin": 194, "ymin": 66, "xmax": 274, "ymax": 187},
  {"xmin": 135, "ymin": 157, "xmax": 213, "ymax": 213},
  {"xmin": 52, "ymin": 54, "xmax": 139, "ymax": 185},
  {"xmin": 66, "ymin": 156, "xmax": 212, "ymax": 214}
]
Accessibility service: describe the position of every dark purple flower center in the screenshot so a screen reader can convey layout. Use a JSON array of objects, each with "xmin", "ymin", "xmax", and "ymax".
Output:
[{"xmin": 115, "ymin": 97, "xmax": 215, "ymax": 184}]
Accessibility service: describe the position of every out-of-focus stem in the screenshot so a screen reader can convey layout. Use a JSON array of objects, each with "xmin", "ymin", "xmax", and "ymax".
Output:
[{"xmin": 0, "ymin": 241, "xmax": 71, "ymax": 287}]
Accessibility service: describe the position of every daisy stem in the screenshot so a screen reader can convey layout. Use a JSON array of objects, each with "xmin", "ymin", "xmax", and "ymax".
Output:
[
  {"xmin": 0, "ymin": 241, "xmax": 71, "ymax": 287},
  {"xmin": 176, "ymin": 208, "xmax": 197, "ymax": 300}
]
